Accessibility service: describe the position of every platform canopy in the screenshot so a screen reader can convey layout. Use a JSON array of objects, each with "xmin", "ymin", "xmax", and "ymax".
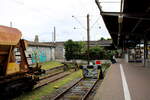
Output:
[
  {"xmin": 0, "ymin": 25, "xmax": 22, "ymax": 45},
  {"xmin": 96, "ymin": 0, "xmax": 150, "ymax": 48}
]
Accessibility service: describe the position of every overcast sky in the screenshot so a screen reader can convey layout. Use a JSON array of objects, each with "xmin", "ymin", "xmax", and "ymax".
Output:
[{"xmin": 0, "ymin": 0, "xmax": 112, "ymax": 42}]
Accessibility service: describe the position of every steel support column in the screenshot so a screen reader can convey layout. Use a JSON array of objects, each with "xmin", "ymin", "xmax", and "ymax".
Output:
[{"xmin": 144, "ymin": 38, "xmax": 148, "ymax": 67}]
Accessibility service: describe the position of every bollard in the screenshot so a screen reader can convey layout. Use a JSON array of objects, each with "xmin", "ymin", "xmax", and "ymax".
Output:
[{"xmin": 98, "ymin": 65, "xmax": 104, "ymax": 79}]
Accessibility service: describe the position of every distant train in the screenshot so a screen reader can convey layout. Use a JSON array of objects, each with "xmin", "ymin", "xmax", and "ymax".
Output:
[{"xmin": 0, "ymin": 25, "xmax": 43, "ymax": 99}]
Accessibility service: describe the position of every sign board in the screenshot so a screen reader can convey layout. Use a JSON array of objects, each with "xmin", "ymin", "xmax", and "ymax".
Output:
[{"xmin": 95, "ymin": 60, "xmax": 101, "ymax": 65}]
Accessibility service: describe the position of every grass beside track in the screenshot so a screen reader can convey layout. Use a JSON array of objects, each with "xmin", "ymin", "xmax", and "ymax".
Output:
[
  {"xmin": 14, "ymin": 70, "xmax": 82, "ymax": 100},
  {"xmin": 41, "ymin": 61, "xmax": 64, "ymax": 70}
]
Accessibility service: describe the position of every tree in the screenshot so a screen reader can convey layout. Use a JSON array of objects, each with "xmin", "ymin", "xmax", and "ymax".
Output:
[
  {"xmin": 104, "ymin": 50, "xmax": 118, "ymax": 59},
  {"xmin": 88, "ymin": 46, "xmax": 106, "ymax": 60},
  {"xmin": 107, "ymin": 38, "xmax": 112, "ymax": 40},
  {"xmin": 64, "ymin": 40, "xmax": 84, "ymax": 61},
  {"xmin": 100, "ymin": 37, "xmax": 105, "ymax": 40},
  {"xmin": 64, "ymin": 40, "xmax": 116, "ymax": 61}
]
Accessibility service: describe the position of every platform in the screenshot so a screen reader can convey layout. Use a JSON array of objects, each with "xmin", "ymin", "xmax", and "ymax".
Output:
[{"xmin": 94, "ymin": 59, "xmax": 150, "ymax": 100}]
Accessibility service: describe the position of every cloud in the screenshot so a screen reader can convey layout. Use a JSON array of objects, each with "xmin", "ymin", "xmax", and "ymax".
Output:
[{"xmin": 0, "ymin": 0, "xmax": 111, "ymax": 42}]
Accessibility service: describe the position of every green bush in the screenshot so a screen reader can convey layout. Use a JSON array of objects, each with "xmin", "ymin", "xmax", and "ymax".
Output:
[{"xmin": 64, "ymin": 39, "xmax": 117, "ymax": 60}]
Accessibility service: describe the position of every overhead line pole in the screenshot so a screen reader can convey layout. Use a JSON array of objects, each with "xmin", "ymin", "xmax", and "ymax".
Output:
[
  {"xmin": 72, "ymin": 14, "xmax": 90, "ymax": 65},
  {"xmin": 87, "ymin": 14, "xmax": 90, "ymax": 65},
  {"xmin": 10, "ymin": 21, "xmax": 12, "ymax": 27},
  {"xmin": 54, "ymin": 26, "xmax": 56, "ymax": 44},
  {"xmin": 53, "ymin": 26, "xmax": 56, "ymax": 60}
]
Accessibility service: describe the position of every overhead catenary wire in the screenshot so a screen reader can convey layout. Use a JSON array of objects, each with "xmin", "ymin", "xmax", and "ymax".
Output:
[
  {"xmin": 78, "ymin": 0, "xmax": 88, "ymax": 15},
  {"xmin": 72, "ymin": 16, "xmax": 87, "ymax": 30},
  {"xmin": 91, "ymin": 16, "xmax": 100, "ymax": 29},
  {"xmin": 74, "ymin": 0, "xmax": 101, "ymax": 30}
]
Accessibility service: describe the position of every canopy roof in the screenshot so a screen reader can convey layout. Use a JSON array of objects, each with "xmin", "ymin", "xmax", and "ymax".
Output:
[
  {"xmin": 0, "ymin": 25, "xmax": 22, "ymax": 45},
  {"xmin": 96, "ymin": 0, "xmax": 150, "ymax": 48}
]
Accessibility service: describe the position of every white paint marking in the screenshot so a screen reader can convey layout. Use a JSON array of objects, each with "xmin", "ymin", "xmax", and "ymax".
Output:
[{"xmin": 120, "ymin": 64, "xmax": 131, "ymax": 100}]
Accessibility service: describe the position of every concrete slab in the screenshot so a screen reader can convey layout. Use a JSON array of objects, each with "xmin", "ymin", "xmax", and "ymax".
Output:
[
  {"xmin": 94, "ymin": 63, "xmax": 124, "ymax": 100},
  {"xmin": 94, "ymin": 59, "xmax": 150, "ymax": 100},
  {"xmin": 122, "ymin": 61, "xmax": 150, "ymax": 100}
]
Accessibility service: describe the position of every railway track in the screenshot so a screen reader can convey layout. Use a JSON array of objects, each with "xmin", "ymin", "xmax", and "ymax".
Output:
[
  {"xmin": 52, "ymin": 78, "xmax": 98, "ymax": 100},
  {"xmin": 39, "ymin": 70, "xmax": 64, "ymax": 80},
  {"xmin": 34, "ymin": 66, "xmax": 77, "ymax": 89},
  {"xmin": 45, "ymin": 65, "xmax": 65, "ymax": 73},
  {"xmin": 34, "ymin": 71, "xmax": 71, "ymax": 89}
]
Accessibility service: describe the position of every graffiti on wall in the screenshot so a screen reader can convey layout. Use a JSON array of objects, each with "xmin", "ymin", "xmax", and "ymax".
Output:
[{"xmin": 31, "ymin": 48, "xmax": 47, "ymax": 63}]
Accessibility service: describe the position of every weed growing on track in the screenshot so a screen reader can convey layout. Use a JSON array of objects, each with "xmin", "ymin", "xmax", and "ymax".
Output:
[
  {"xmin": 13, "ymin": 70, "xmax": 82, "ymax": 100},
  {"xmin": 41, "ymin": 61, "xmax": 64, "ymax": 70}
]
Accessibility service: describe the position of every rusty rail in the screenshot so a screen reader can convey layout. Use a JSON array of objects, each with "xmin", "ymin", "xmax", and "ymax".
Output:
[
  {"xmin": 82, "ymin": 79, "xmax": 99, "ymax": 100},
  {"xmin": 39, "ymin": 71, "xmax": 64, "ymax": 80},
  {"xmin": 45, "ymin": 65, "xmax": 66, "ymax": 73},
  {"xmin": 34, "ymin": 72, "xmax": 70, "ymax": 89}
]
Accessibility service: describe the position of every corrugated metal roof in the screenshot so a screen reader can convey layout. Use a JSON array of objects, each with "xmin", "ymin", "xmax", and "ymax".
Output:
[{"xmin": 96, "ymin": 0, "xmax": 150, "ymax": 47}]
